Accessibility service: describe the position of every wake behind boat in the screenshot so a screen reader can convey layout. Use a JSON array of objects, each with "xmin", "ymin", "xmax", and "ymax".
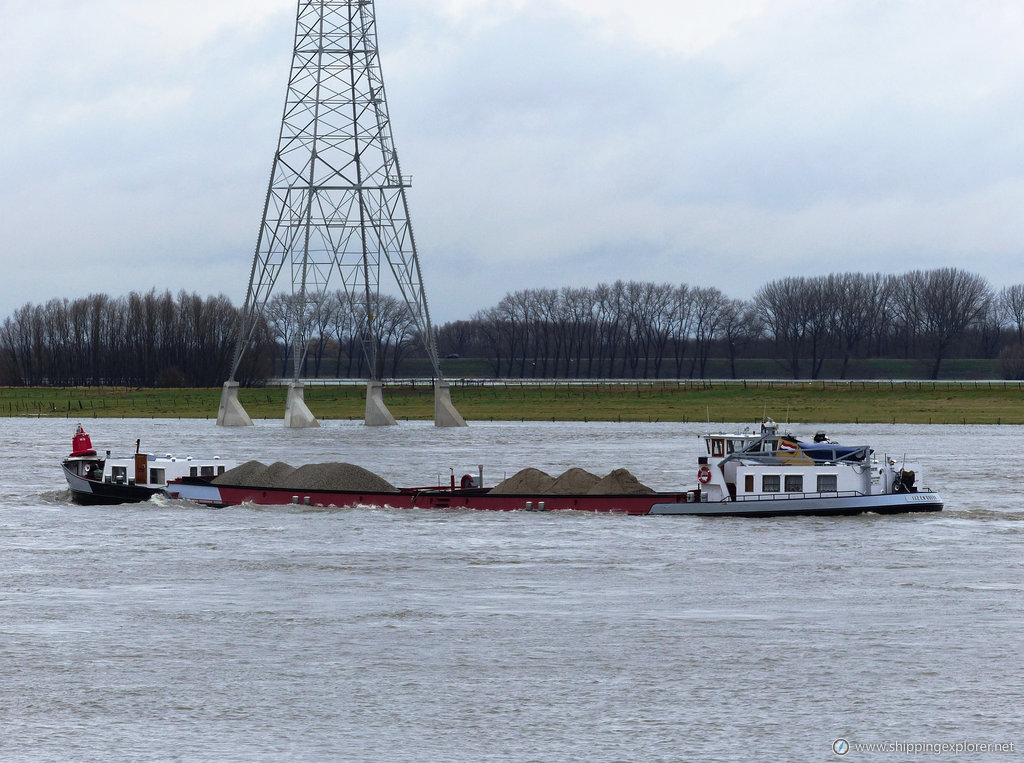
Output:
[
  {"xmin": 62, "ymin": 425, "xmax": 234, "ymax": 505},
  {"xmin": 165, "ymin": 420, "xmax": 942, "ymax": 517}
]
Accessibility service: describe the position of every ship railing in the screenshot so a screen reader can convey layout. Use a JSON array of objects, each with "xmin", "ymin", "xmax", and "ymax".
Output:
[
  {"xmin": 727, "ymin": 450, "xmax": 869, "ymax": 466},
  {"xmin": 800, "ymin": 446, "xmax": 871, "ymax": 463},
  {"xmin": 729, "ymin": 489, "xmax": 867, "ymax": 503},
  {"xmin": 398, "ymin": 484, "xmax": 489, "ymax": 494}
]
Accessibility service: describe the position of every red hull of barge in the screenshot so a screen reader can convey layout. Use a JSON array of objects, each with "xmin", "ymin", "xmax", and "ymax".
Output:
[{"xmin": 173, "ymin": 482, "xmax": 694, "ymax": 515}]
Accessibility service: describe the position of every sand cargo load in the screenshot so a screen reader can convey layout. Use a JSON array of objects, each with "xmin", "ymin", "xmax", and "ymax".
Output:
[{"xmin": 163, "ymin": 420, "xmax": 942, "ymax": 517}]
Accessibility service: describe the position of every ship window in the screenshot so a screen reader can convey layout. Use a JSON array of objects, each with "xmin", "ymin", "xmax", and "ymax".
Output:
[
  {"xmin": 149, "ymin": 468, "xmax": 165, "ymax": 484},
  {"xmin": 711, "ymin": 439, "xmax": 724, "ymax": 457},
  {"xmin": 744, "ymin": 475, "xmax": 754, "ymax": 493},
  {"xmin": 817, "ymin": 474, "xmax": 838, "ymax": 492},
  {"xmin": 218, "ymin": 465, "xmax": 225, "ymax": 475},
  {"xmin": 111, "ymin": 466, "xmax": 127, "ymax": 482},
  {"xmin": 200, "ymin": 465, "xmax": 214, "ymax": 477},
  {"xmin": 762, "ymin": 475, "xmax": 780, "ymax": 492},
  {"xmin": 785, "ymin": 475, "xmax": 803, "ymax": 493},
  {"xmin": 190, "ymin": 466, "xmax": 198, "ymax": 477}
]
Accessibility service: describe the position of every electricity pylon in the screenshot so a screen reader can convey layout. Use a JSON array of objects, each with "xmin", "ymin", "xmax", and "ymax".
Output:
[{"xmin": 217, "ymin": 0, "xmax": 466, "ymax": 428}]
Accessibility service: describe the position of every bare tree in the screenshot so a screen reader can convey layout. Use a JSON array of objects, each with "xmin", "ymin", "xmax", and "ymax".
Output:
[
  {"xmin": 596, "ymin": 281, "xmax": 626, "ymax": 377},
  {"xmin": 755, "ymin": 277, "xmax": 813, "ymax": 378},
  {"xmin": 327, "ymin": 290, "xmax": 361, "ymax": 377},
  {"xmin": 559, "ymin": 286, "xmax": 593, "ymax": 378},
  {"xmin": 720, "ymin": 299, "xmax": 762, "ymax": 379},
  {"xmin": 265, "ymin": 293, "xmax": 300, "ymax": 376},
  {"xmin": 531, "ymin": 288, "xmax": 559, "ymax": 377},
  {"xmin": 496, "ymin": 292, "xmax": 529, "ymax": 377},
  {"xmin": 474, "ymin": 306, "xmax": 505, "ymax": 376},
  {"xmin": 889, "ymin": 271, "xmax": 925, "ymax": 361},
  {"xmin": 668, "ymin": 284, "xmax": 694, "ymax": 378},
  {"xmin": 437, "ymin": 319, "xmax": 478, "ymax": 359},
  {"xmin": 913, "ymin": 268, "xmax": 993, "ymax": 379},
  {"xmin": 828, "ymin": 273, "xmax": 889, "ymax": 378},
  {"xmin": 998, "ymin": 284, "xmax": 1024, "ymax": 344},
  {"xmin": 305, "ymin": 293, "xmax": 336, "ymax": 377},
  {"xmin": 371, "ymin": 295, "xmax": 416, "ymax": 377},
  {"xmin": 975, "ymin": 299, "xmax": 1004, "ymax": 360},
  {"xmin": 689, "ymin": 287, "xmax": 729, "ymax": 378}
]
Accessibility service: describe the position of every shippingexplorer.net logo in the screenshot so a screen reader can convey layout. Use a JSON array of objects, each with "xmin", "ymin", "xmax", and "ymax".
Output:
[{"xmin": 833, "ymin": 739, "xmax": 1015, "ymax": 755}]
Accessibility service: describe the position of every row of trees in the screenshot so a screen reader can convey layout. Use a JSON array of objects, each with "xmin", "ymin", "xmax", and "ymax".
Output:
[
  {"xmin": 263, "ymin": 291, "xmax": 420, "ymax": 380},
  {"xmin": 2, "ymin": 268, "xmax": 1023, "ymax": 385},
  {"xmin": 0, "ymin": 289, "xmax": 422, "ymax": 387},
  {"xmin": 0, "ymin": 291, "xmax": 271, "ymax": 386},
  {"xmin": 444, "ymin": 269, "xmax": 1023, "ymax": 380}
]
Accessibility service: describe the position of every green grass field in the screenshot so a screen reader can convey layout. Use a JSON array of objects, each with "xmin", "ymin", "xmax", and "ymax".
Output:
[{"xmin": 4, "ymin": 380, "xmax": 1024, "ymax": 424}]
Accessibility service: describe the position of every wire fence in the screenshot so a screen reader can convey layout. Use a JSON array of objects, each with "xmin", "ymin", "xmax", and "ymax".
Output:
[{"xmin": 269, "ymin": 377, "xmax": 1024, "ymax": 391}]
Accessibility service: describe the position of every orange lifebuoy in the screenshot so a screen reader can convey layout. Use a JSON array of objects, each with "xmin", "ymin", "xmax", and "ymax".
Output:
[{"xmin": 697, "ymin": 465, "xmax": 712, "ymax": 484}]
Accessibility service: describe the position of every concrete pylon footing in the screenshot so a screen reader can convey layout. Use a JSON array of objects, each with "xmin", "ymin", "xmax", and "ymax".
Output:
[
  {"xmin": 365, "ymin": 380, "xmax": 397, "ymax": 426},
  {"xmin": 284, "ymin": 382, "xmax": 320, "ymax": 428},
  {"xmin": 217, "ymin": 381, "xmax": 254, "ymax": 427},
  {"xmin": 434, "ymin": 381, "xmax": 467, "ymax": 427}
]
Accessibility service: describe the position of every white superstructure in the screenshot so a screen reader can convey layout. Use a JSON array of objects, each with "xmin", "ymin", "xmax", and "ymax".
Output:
[{"xmin": 650, "ymin": 420, "xmax": 941, "ymax": 516}]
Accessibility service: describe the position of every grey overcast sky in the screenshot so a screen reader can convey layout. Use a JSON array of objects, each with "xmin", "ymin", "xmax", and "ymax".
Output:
[{"xmin": 3, "ymin": 0, "xmax": 1024, "ymax": 324}]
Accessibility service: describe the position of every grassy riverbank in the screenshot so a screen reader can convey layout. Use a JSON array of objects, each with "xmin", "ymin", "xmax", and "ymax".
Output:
[{"xmin": 4, "ymin": 380, "xmax": 1024, "ymax": 424}]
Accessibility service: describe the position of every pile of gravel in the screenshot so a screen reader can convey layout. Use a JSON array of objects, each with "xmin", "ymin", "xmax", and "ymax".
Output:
[
  {"xmin": 549, "ymin": 467, "xmax": 601, "ymax": 495},
  {"xmin": 213, "ymin": 460, "xmax": 395, "ymax": 492},
  {"xmin": 257, "ymin": 461, "xmax": 298, "ymax": 488},
  {"xmin": 286, "ymin": 462, "xmax": 396, "ymax": 492},
  {"xmin": 489, "ymin": 467, "xmax": 555, "ymax": 494},
  {"xmin": 213, "ymin": 459, "xmax": 648, "ymax": 496},
  {"xmin": 587, "ymin": 468, "xmax": 654, "ymax": 495},
  {"xmin": 487, "ymin": 465, "xmax": 656, "ymax": 496},
  {"xmin": 213, "ymin": 460, "xmax": 269, "ymax": 485}
]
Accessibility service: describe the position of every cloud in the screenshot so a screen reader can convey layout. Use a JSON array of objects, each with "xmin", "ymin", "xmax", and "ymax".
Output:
[
  {"xmin": 429, "ymin": 0, "xmax": 773, "ymax": 56},
  {"xmin": 0, "ymin": 0, "xmax": 294, "ymax": 302},
  {"xmin": 2, "ymin": 0, "xmax": 1024, "ymax": 325}
]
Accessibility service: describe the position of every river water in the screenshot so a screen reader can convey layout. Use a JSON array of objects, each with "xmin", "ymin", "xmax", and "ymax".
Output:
[{"xmin": 2, "ymin": 418, "xmax": 1021, "ymax": 760}]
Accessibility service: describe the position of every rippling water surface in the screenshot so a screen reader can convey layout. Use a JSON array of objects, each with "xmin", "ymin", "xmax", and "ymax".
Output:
[{"xmin": 2, "ymin": 418, "xmax": 1022, "ymax": 760}]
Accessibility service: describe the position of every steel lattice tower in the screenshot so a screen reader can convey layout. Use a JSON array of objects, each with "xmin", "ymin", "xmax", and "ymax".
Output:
[{"xmin": 219, "ymin": 0, "xmax": 465, "ymax": 427}]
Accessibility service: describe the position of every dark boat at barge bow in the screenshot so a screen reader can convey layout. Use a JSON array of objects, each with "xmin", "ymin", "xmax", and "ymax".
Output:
[{"xmin": 62, "ymin": 425, "xmax": 234, "ymax": 506}]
